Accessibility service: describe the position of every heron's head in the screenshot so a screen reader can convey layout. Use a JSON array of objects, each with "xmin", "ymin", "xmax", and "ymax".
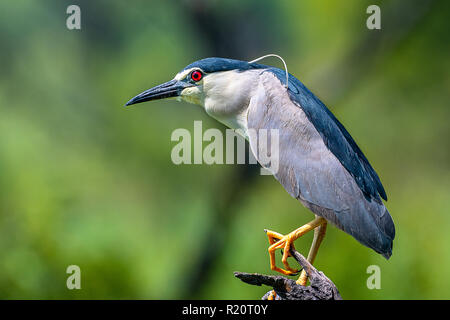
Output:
[{"xmin": 125, "ymin": 58, "xmax": 268, "ymax": 119}]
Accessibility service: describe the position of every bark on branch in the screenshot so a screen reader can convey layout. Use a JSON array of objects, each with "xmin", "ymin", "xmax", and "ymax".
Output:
[{"xmin": 234, "ymin": 249, "xmax": 342, "ymax": 300}]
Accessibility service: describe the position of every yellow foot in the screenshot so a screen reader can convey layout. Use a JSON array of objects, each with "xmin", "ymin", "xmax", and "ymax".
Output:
[
  {"xmin": 268, "ymin": 290, "xmax": 276, "ymax": 300},
  {"xmin": 265, "ymin": 217, "xmax": 326, "ymax": 277},
  {"xmin": 265, "ymin": 229, "xmax": 300, "ymax": 276}
]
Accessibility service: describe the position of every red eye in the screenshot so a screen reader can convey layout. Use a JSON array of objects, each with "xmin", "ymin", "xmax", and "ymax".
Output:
[{"xmin": 191, "ymin": 70, "xmax": 203, "ymax": 82}]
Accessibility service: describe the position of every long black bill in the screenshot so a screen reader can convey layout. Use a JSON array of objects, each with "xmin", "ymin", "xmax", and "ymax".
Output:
[{"xmin": 125, "ymin": 79, "xmax": 192, "ymax": 106}]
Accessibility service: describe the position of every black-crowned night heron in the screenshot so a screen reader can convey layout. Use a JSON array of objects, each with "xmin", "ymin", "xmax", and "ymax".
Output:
[{"xmin": 125, "ymin": 57, "xmax": 395, "ymax": 288}]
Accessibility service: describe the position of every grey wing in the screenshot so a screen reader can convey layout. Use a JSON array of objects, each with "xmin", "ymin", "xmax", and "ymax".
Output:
[
  {"xmin": 247, "ymin": 76, "xmax": 395, "ymax": 258},
  {"xmin": 266, "ymin": 67, "xmax": 387, "ymax": 202}
]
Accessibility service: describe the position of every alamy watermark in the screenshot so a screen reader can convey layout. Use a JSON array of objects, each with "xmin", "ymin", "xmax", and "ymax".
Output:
[
  {"xmin": 366, "ymin": 264, "xmax": 381, "ymax": 289},
  {"xmin": 367, "ymin": 5, "xmax": 381, "ymax": 30},
  {"xmin": 66, "ymin": 5, "xmax": 81, "ymax": 30},
  {"xmin": 66, "ymin": 265, "xmax": 81, "ymax": 290},
  {"xmin": 170, "ymin": 121, "xmax": 279, "ymax": 175}
]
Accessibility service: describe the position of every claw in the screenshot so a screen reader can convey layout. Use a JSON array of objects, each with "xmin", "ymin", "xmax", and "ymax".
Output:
[
  {"xmin": 268, "ymin": 290, "xmax": 276, "ymax": 300},
  {"xmin": 264, "ymin": 217, "xmax": 327, "ymax": 284},
  {"xmin": 265, "ymin": 217, "xmax": 326, "ymax": 276},
  {"xmin": 266, "ymin": 230, "xmax": 300, "ymax": 275}
]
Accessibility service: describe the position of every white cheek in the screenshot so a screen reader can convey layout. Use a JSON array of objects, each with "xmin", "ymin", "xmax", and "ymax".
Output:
[{"xmin": 180, "ymin": 87, "xmax": 203, "ymax": 105}]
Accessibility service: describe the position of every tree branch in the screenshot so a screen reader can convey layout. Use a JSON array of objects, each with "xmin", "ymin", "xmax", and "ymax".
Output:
[{"xmin": 234, "ymin": 249, "xmax": 342, "ymax": 300}]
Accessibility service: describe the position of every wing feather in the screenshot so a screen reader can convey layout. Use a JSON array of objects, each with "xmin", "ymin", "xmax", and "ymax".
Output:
[{"xmin": 266, "ymin": 68, "xmax": 387, "ymax": 202}]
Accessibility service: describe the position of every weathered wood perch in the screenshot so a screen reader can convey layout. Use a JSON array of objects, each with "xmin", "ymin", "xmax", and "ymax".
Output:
[{"xmin": 234, "ymin": 249, "xmax": 342, "ymax": 300}]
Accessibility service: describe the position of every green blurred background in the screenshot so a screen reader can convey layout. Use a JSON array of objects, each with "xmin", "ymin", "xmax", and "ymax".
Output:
[{"xmin": 0, "ymin": 0, "xmax": 449, "ymax": 299}]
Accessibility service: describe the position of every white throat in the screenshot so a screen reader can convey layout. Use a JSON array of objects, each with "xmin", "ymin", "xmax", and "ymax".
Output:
[{"xmin": 202, "ymin": 70, "xmax": 261, "ymax": 138}]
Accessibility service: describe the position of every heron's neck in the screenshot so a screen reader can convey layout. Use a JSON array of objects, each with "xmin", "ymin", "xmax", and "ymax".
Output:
[{"xmin": 202, "ymin": 70, "xmax": 261, "ymax": 139}]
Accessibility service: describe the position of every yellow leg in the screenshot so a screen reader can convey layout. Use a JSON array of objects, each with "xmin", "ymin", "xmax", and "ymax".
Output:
[
  {"xmin": 296, "ymin": 219, "xmax": 327, "ymax": 286},
  {"xmin": 265, "ymin": 216, "xmax": 326, "ymax": 276}
]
